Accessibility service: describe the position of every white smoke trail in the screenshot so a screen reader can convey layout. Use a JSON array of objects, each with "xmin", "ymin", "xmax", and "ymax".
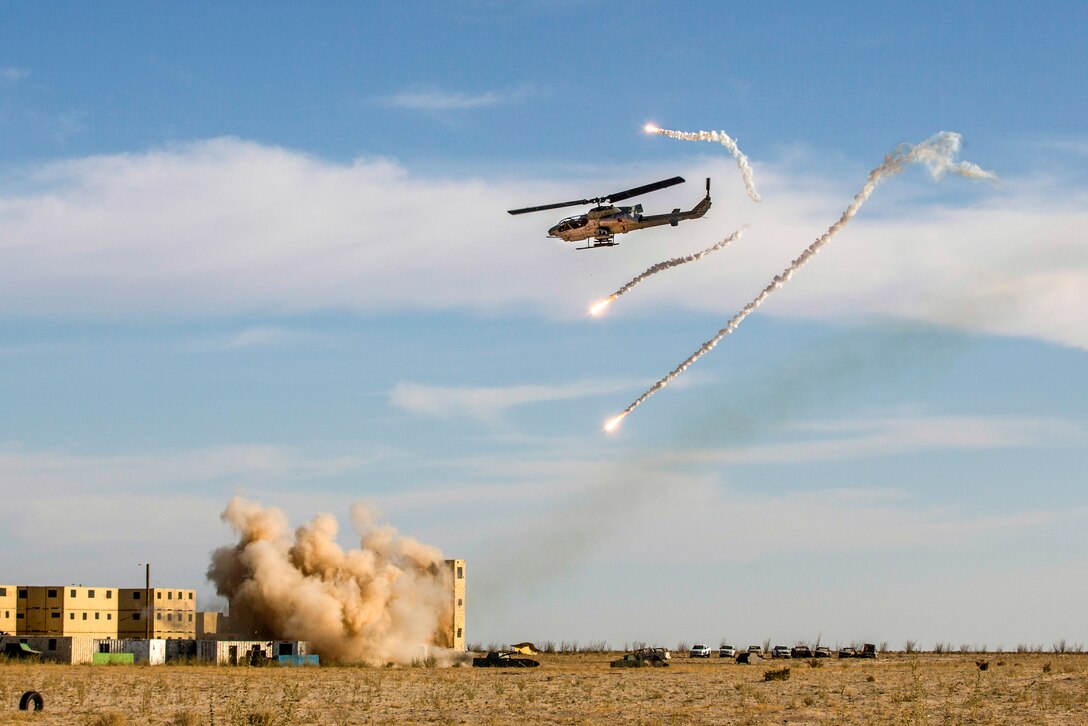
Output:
[
  {"xmin": 646, "ymin": 124, "xmax": 762, "ymax": 202},
  {"xmin": 590, "ymin": 226, "xmax": 748, "ymax": 316},
  {"xmin": 605, "ymin": 131, "xmax": 995, "ymax": 432},
  {"xmin": 207, "ymin": 497, "xmax": 461, "ymax": 665}
]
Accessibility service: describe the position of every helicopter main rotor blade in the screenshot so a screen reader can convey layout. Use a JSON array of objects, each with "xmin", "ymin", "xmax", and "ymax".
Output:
[
  {"xmin": 507, "ymin": 198, "xmax": 594, "ymax": 215},
  {"xmin": 606, "ymin": 176, "xmax": 685, "ymax": 204}
]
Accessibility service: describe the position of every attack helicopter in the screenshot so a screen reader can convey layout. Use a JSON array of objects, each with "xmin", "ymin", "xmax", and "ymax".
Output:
[{"xmin": 507, "ymin": 176, "xmax": 711, "ymax": 250}]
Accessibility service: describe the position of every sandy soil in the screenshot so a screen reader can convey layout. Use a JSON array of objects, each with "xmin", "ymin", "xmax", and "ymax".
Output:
[{"xmin": 2, "ymin": 652, "xmax": 1086, "ymax": 724}]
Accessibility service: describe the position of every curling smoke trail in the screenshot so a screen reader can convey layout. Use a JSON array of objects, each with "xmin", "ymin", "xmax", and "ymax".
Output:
[
  {"xmin": 590, "ymin": 226, "xmax": 748, "ymax": 316},
  {"xmin": 646, "ymin": 124, "xmax": 762, "ymax": 202},
  {"xmin": 605, "ymin": 131, "xmax": 995, "ymax": 432}
]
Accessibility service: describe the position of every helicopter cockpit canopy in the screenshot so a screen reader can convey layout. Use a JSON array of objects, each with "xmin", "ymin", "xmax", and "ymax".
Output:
[{"xmin": 551, "ymin": 216, "xmax": 590, "ymax": 234}]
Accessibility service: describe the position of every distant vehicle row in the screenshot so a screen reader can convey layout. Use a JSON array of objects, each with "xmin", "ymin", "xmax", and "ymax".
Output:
[{"xmin": 691, "ymin": 644, "xmax": 876, "ymax": 659}]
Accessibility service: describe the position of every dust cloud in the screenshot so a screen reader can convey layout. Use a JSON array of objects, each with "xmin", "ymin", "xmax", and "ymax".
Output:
[{"xmin": 207, "ymin": 496, "xmax": 459, "ymax": 665}]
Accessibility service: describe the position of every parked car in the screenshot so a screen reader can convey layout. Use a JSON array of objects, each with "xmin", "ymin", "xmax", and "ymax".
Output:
[
  {"xmin": 791, "ymin": 645, "xmax": 813, "ymax": 659},
  {"xmin": 838, "ymin": 647, "xmax": 858, "ymax": 658},
  {"xmin": 689, "ymin": 644, "xmax": 712, "ymax": 658},
  {"xmin": 611, "ymin": 649, "xmax": 669, "ymax": 668},
  {"xmin": 814, "ymin": 647, "xmax": 833, "ymax": 658},
  {"xmin": 719, "ymin": 645, "xmax": 737, "ymax": 658},
  {"xmin": 747, "ymin": 645, "xmax": 763, "ymax": 655},
  {"xmin": 771, "ymin": 645, "xmax": 792, "ymax": 659}
]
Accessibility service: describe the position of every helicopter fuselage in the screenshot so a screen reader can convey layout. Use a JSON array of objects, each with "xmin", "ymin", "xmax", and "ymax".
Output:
[{"xmin": 548, "ymin": 191, "xmax": 711, "ymax": 248}]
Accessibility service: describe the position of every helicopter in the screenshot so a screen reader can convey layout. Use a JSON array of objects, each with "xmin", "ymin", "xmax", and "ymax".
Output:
[{"xmin": 507, "ymin": 176, "xmax": 711, "ymax": 250}]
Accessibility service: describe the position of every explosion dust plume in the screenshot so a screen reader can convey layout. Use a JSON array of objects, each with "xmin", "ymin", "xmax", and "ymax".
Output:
[
  {"xmin": 646, "ymin": 124, "xmax": 762, "ymax": 202},
  {"xmin": 207, "ymin": 496, "xmax": 459, "ymax": 665},
  {"xmin": 606, "ymin": 131, "xmax": 995, "ymax": 431},
  {"xmin": 590, "ymin": 226, "xmax": 748, "ymax": 316}
]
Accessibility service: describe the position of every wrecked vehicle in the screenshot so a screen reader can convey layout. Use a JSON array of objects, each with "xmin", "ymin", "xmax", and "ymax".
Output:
[{"xmin": 472, "ymin": 651, "xmax": 540, "ymax": 668}]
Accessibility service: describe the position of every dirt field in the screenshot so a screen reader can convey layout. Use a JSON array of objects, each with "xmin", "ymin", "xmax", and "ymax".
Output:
[{"xmin": 2, "ymin": 652, "xmax": 1086, "ymax": 724}]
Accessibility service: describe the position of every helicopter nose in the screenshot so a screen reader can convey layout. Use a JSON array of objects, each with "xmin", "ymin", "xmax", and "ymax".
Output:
[{"xmin": 547, "ymin": 225, "xmax": 560, "ymax": 237}]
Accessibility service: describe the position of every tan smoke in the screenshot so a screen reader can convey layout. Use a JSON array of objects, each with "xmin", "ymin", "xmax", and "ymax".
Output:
[{"xmin": 207, "ymin": 496, "xmax": 458, "ymax": 665}]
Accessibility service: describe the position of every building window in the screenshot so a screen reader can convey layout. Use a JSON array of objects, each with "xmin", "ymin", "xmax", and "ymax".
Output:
[
  {"xmin": 18, "ymin": 589, "xmax": 27, "ymax": 599},
  {"xmin": 0, "ymin": 587, "xmax": 5, "ymax": 596},
  {"xmin": 188, "ymin": 593, "xmax": 194, "ymax": 600},
  {"xmin": 132, "ymin": 592, "xmax": 141, "ymax": 600},
  {"xmin": 167, "ymin": 613, "xmax": 172, "ymax": 621},
  {"xmin": 95, "ymin": 612, "xmax": 100, "ymax": 620},
  {"xmin": 133, "ymin": 613, "xmax": 141, "ymax": 621},
  {"xmin": 70, "ymin": 589, "xmax": 76, "ymax": 598},
  {"xmin": 51, "ymin": 612, "xmax": 60, "ymax": 619},
  {"xmin": 48, "ymin": 639, "xmax": 57, "ymax": 650},
  {"xmin": 156, "ymin": 613, "xmax": 162, "ymax": 620},
  {"xmin": 16, "ymin": 613, "xmax": 24, "ymax": 619},
  {"xmin": 47, "ymin": 589, "xmax": 58, "ymax": 598},
  {"xmin": 457, "ymin": 599, "xmax": 462, "ymax": 606},
  {"xmin": 156, "ymin": 592, "xmax": 161, "ymax": 600},
  {"xmin": 69, "ymin": 613, "xmax": 74, "ymax": 620},
  {"xmin": 456, "ymin": 567, "xmax": 463, "ymax": 579},
  {"xmin": 188, "ymin": 614, "xmax": 193, "ymax": 622},
  {"xmin": 106, "ymin": 591, "xmax": 113, "ymax": 599},
  {"xmin": 457, "ymin": 628, "xmax": 462, "ymax": 638},
  {"xmin": 168, "ymin": 592, "xmax": 173, "ymax": 600},
  {"xmin": 107, "ymin": 613, "xmax": 112, "ymax": 620},
  {"xmin": 89, "ymin": 590, "xmax": 95, "ymax": 598},
  {"xmin": 82, "ymin": 612, "xmax": 87, "ymax": 620}
]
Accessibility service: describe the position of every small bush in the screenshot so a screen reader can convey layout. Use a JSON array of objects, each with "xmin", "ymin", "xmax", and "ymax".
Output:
[
  {"xmin": 763, "ymin": 666, "xmax": 791, "ymax": 682},
  {"xmin": 86, "ymin": 715, "xmax": 130, "ymax": 726},
  {"xmin": 807, "ymin": 658, "xmax": 823, "ymax": 669},
  {"xmin": 1042, "ymin": 662, "xmax": 1052, "ymax": 674},
  {"xmin": 976, "ymin": 660, "xmax": 989, "ymax": 671}
]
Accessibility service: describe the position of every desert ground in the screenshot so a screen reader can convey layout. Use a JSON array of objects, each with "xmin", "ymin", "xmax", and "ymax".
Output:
[{"xmin": 2, "ymin": 652, "xmax": 1086, "ymax": 725}]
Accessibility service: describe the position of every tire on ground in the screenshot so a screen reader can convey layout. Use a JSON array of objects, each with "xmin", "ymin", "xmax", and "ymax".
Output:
[{"xmin": 19, "ymin": 690, "xmax": 44, "ymax": 711}]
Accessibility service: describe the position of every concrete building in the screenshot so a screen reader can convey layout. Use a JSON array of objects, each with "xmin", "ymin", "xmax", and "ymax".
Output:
[
  {"xmin": 437, "ymin": 559, "xmax": 466, "ymax": 651},
  {"xmin": 118, "ymin": 588, "xmax": 196, "ymax": 639},
  {"xmin": 196, "ymin": 611, "xmax": 230, "ymax": 640},
  {"xmin": 15, "ymin": 586, "xmax": 119, "ymax": 638},
  {"xmin": 0, "ymin": 585, "xmax": 15, "ymax": 636}
]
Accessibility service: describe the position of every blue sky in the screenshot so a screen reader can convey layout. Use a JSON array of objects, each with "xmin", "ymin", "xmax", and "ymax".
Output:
[{"xmin": 2, "ymin": 1, "xmax": 1086, "ymax": 650}]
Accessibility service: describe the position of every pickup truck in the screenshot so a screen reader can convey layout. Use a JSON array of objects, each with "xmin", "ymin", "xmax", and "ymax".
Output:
[
  {"xmin": 719, "ymin": 645, "xmax": 737, "ymax": 658},
  {"xmin": 771, "ymin": 645, "xmax": 792, "ymax": 659},
  {"xmin": 689, "ymin": 644, "xmax": 712, "ymax": 658}
]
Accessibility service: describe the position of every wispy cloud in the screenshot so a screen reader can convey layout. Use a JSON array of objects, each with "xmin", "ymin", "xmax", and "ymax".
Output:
[
  {"xmin": 663, "ymin": 414, "xmax": 1085, "ymax": 466},
  {"xmin": 381, "ymin": 86, "xmax": 528, "ymax": 110},
  {"xmin": 0, "ymin": 66, "xmax": 30, "ymax": 83},
  {"xmin": 389, "ymin": 378, "xmax": 636, "ymax": 421}
]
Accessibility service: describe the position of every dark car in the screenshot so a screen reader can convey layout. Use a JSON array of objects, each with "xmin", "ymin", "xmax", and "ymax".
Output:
[
  {"xmin": 791, "ymin": 645, "xmax": 813, "ymax": 659},
  {"xmin": 813, "ymin": 647, "xmax": 833, "ymax": 658},
  {"xmin": 472, "ymin": 651, "xmax": 540, "ymax": 668}
]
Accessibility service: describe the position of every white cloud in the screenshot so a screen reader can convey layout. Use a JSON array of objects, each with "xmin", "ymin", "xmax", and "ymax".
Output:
[
  {"xmin": 0, "ymin": 66, "xmax": 30, "ymax": 83},
  {"xmin": 1, "ymin": 137, "xmax": 1086, "ymax": 352},
  {"xmin": 389, "ymin": 378, "xmax": 637, "ymax": 421},
  {"xmin": 381, "ymin": 86, "xmax": 527, "ymax": 110},
  {"xmin": 664, "ymin": 414, "xmax": 1085, "ymax": 466}
]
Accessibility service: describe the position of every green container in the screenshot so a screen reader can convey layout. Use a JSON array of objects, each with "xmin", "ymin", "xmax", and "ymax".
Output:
[{"xmin": 92, "ymin": 652, "xmax": 135, "ymax": 665}]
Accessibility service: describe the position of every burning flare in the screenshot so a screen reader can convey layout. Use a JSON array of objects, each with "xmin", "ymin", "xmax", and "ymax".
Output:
[
  {"xmin": 606, "ymin": 131, "xmax": 995, "ymax": 428},
  {"xmin": 590, "ymin": 227, "xmax": 747, "ymax": 316},
  {"xmin": 647, "ymin": 124, "xmax": 762, "ymax": 202},
  {"xmin": 604, "ymin": 413, "xmax": 627, "ymax": 432}
]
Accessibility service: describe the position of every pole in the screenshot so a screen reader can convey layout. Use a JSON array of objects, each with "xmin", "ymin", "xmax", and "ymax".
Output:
[{"xmin": 145, "ymin": 563, "xmax": 150, "ymax": 640}]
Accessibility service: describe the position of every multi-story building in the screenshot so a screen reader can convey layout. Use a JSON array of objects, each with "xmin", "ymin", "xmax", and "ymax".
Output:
[
  {"xmin": 14, "ymin": 586, "xmax": 119, "ymax": 638},
  {"xmin": 196, "ymin": 611, "xmax": 230, "ymax": 640},
  {"xmin": 437, "ymin": 559, "xmax": 465, "ymax": 651},
  {"xmin": 0, "ymin": 585, "xmax": 15, "ymax": 635},
  {"xmin": 118, "ymin": 588, "xmax": 196, "ymax": 639}
]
